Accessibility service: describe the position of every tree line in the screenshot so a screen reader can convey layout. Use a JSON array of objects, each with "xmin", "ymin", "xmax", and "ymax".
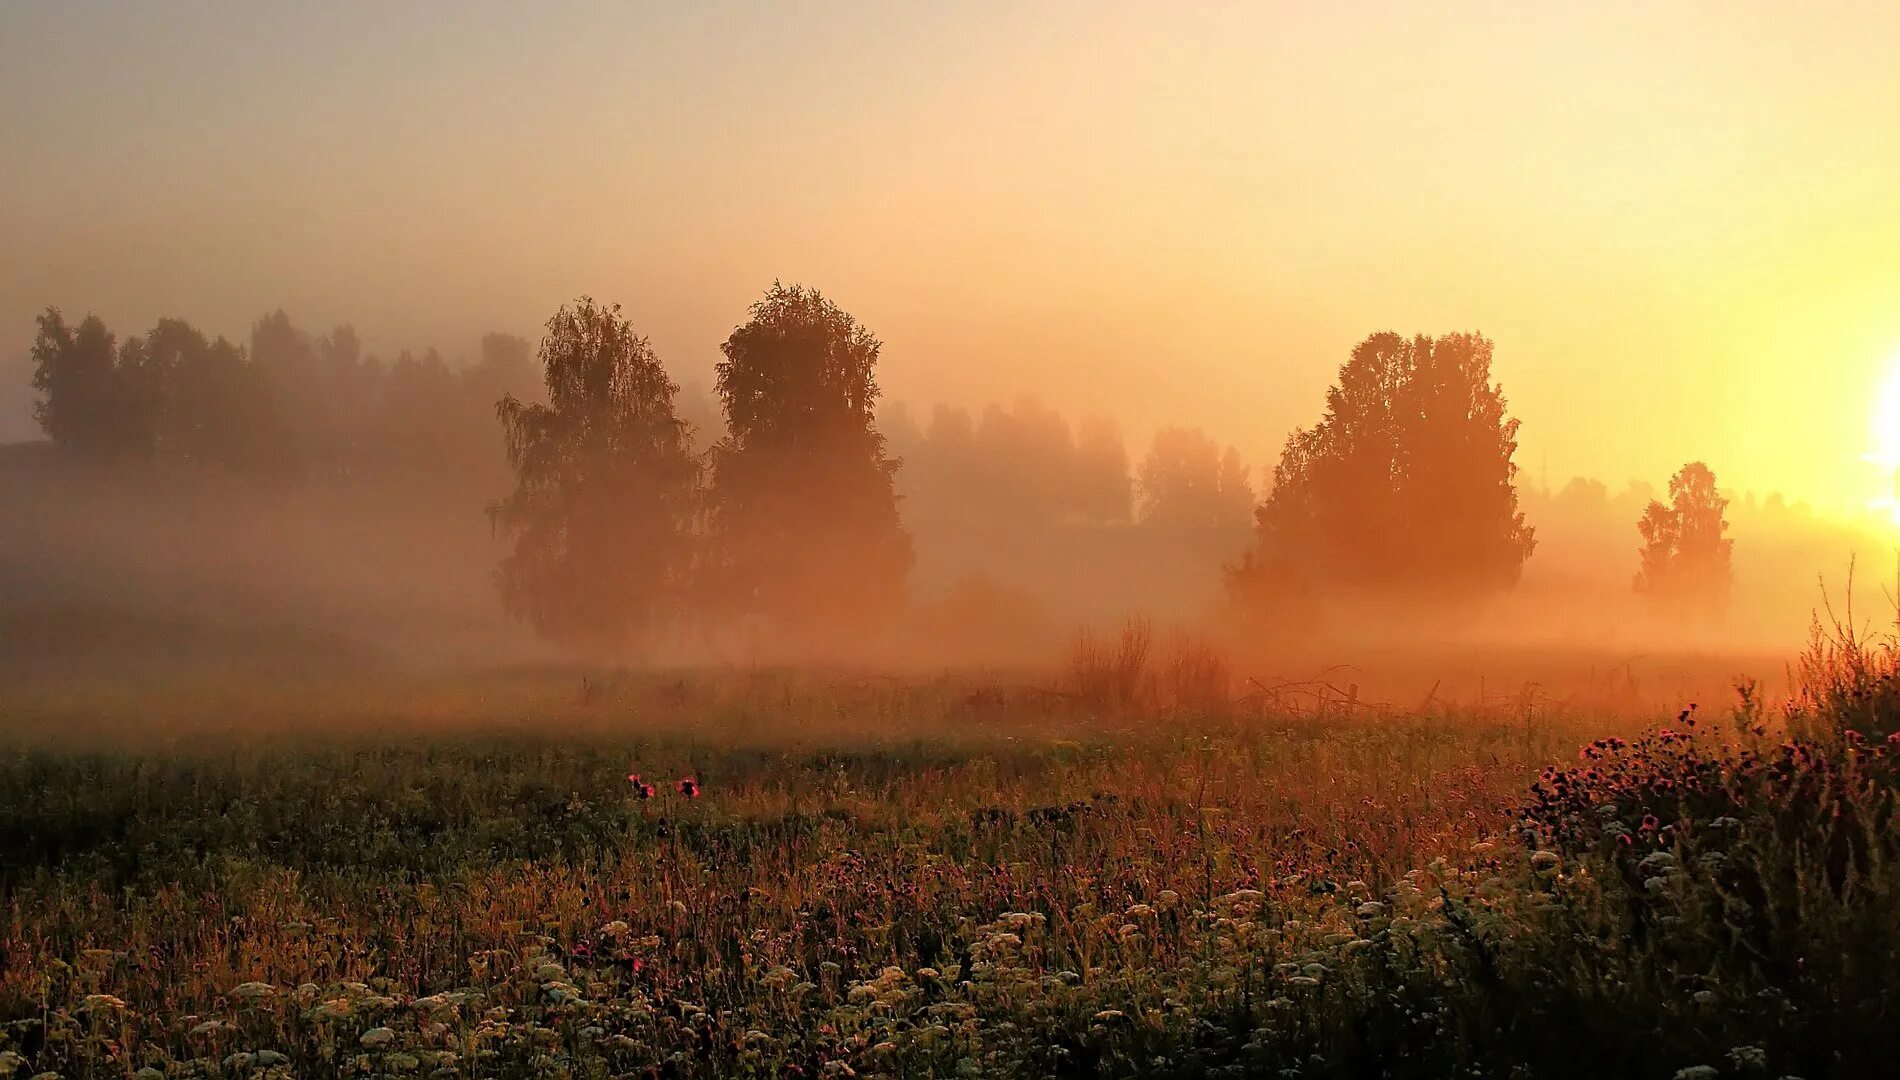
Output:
[
  {"xmin": 885, "ymin": 400, "xmax": 1258, "ymax": 536},
  {"xmin": 24, "ymin": 289, "xmax": 1735, "ymax": 653},
  {"xmin": 27, "ymin": 307, "xmax": 538, "ymax": 485}
]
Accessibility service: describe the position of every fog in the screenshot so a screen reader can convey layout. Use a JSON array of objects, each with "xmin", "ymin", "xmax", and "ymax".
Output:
[{"xmin": 4, "ymin": 303, "xmax": 1890, "ymax": 712}]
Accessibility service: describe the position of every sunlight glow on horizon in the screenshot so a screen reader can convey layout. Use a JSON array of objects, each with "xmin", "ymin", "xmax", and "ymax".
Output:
[
  {"xmin": 3, "ymin": 2, "xmax": 1900, "ymax": 520},
  {"xmin": 1865, "ymin": 357, "xmax": 1900, "ymax": 525}
]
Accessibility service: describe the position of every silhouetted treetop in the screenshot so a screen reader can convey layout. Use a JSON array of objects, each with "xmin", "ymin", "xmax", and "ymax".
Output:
[
  {"xmin": 489, "ymin": 298, "xmax": 699, "ymax": 651},
  {"xmin": 1636, "ymin": 461, "xmax": 1733, "ymax": 613},
  {"xmin": 717, "ymin": 283, "xmax": 884, "ymax": 452},
  {"xmin": 30, "ymin": 309, "xmax": 124, "ymax": 459},
  {"xmin": 709, "ymin": 283, "xmax": 911, "ymax": 633},
  {"xmin": 1230, "ymin": 331, "xmax": 1534, "ymax": 613}
]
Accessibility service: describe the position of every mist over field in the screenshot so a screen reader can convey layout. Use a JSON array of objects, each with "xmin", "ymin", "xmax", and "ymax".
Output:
[
  {"xmin": 8, "ymin": 5, "xmax": 1900, "ymax": 1080},
  {"xmin": 0, "ymin": 331, "xmax": 1882, "ymax": 701}
]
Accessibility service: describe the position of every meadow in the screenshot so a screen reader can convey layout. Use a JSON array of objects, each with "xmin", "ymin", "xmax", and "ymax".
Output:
[{"xmin": 2, "ymin": 629, "xmax": 1897, "ymax": 1080}]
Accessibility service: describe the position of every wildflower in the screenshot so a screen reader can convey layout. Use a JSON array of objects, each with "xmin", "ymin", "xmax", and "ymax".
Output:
[
  {"xmin": 677, "ymin": 777, "xmax": 700, "ymax": 798},
  {"xmin": 627, "ymin": 773, "xmax": 656, "ymax": 799},
  {"xmin": 232, "ymin": 981, "xmax": 277, "ymax": 1001},
  {"xmin": 1637, "ymin": 851, "xmax": 1677, "ymax": 876},
  {"xmin": 79, "ymin": 993, "xmax": 129, "ymax": 1012}
]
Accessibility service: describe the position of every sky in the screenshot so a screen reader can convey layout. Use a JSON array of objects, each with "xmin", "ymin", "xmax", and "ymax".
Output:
[{"xmin": 3, "ymin": 1, "xmax": 1899, "ymax": 516}]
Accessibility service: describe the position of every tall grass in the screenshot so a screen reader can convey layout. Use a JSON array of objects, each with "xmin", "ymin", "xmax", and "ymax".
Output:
[
  {"xmin": 1065, "ymin": 616, "xmax": 1153, "ymax": 710},
  {"xmin": 0, "ymin": 647, "xmax": 1895, "ymax": 1078}
]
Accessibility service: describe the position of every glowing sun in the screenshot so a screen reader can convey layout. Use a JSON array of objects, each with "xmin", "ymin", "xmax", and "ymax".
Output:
[{"xmin": 1870, "ymin": 360, "xmax": 1900, "ymax": 521}]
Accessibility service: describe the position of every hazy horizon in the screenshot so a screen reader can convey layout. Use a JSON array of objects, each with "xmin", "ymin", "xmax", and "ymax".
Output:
[{"xmin": 6, "ymin": 2, "xmax": 1900, "ymax": 521}]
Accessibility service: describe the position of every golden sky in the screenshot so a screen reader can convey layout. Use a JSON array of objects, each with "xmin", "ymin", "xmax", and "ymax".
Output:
[{"xmin": 4, "ymin": 1, "xmax": 1899, "ymax": 515}]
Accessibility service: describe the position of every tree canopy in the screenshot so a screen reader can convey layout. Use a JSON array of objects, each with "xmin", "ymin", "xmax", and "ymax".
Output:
[
  {"xmin": 488, "ymin": 299, "xmax": 699, "ymax": 652},
  {"xmin": 708, "ymin": 283, "xmax": 912, "ymax": 633},
  {"xmin": 1636, "ymin": 461, "xmax": 1733, "ymax": 612},
  {"xmin": 1229, "ymin": 331, "xmax": 1535, "ymax": 614}
]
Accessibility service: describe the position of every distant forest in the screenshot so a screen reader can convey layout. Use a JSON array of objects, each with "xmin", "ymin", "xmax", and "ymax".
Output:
[{"xmin": 17, "ymin": 289, "xmax": 1757, "ymax": 656}]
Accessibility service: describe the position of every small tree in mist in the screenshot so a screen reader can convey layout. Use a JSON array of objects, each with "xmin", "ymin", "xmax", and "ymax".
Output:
[
  {"xmin": 1229, "ymin": 331, "xmax": 1534, "ymax": 617},
  {"xmin": 488, "ymin": 298, "xmax": 699, "ymax": 652},
  {"xmin": 708, "ymin": 283, "xmax": 912, "ymax": 633},
  {"xmin": 1635, "ymin": 461, "xmax": 1733, "ymax": 612}
]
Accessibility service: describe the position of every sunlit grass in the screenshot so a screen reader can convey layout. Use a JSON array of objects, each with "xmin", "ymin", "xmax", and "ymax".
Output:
[{"xmin": 1, "ymin": 645, "xmax": 1895, "ymax": 1078}]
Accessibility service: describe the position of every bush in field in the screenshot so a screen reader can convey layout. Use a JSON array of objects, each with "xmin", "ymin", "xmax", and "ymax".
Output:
[
  {"xmin": 1789, "ymin": 588, "xmax": 1900, "ymax": 742},
  {"xmin": 1156, "ymin": 630, "xmax": 1232, "ymax": 712},
  {"xmin": 1066, "ymin": 616, "xmax": 1152, "ymax": 709},
  {"xmin": 1514, "ymin": 618, "xmax": 1900, "ymax": 1079}
]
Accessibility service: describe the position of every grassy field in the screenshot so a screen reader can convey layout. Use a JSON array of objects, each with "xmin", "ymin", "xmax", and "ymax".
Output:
[{"xmin": 2, "ymin": 641, "xmax": 1897, "ymax": 1079}]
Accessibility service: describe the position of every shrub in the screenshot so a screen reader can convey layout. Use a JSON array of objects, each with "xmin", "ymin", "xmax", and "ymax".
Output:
[
  {"xmin": 1155, "ymin": 630, "xmax": 1232, "ymax": 712},
  {"xmin": 1066, "ymin": 616, "xmax": 1152, "ymax": 710}
]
